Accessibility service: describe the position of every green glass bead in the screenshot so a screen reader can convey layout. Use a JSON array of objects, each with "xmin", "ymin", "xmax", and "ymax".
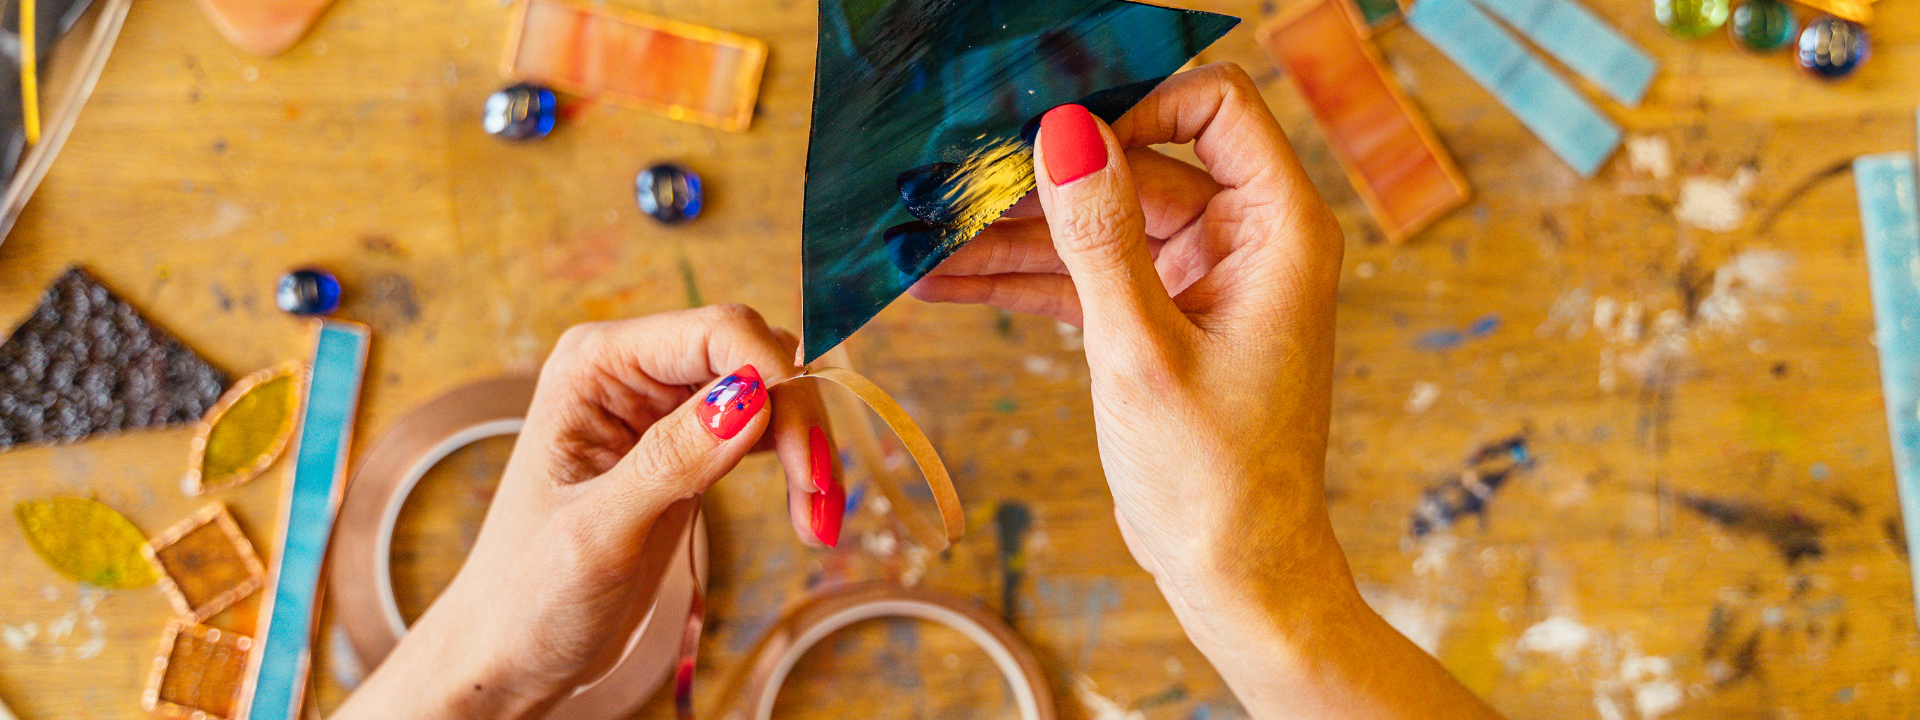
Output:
[
  {"xmin": 1656, "ymin": 0, "xmax": 1730, "ymax": 38},
  {"xmin": 1730, "ymin": 0, "xmax": 1796, "ymax": 51}
]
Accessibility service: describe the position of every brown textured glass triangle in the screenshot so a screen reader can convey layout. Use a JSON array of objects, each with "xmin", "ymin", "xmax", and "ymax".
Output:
[{"xmin": 0, "ymin": 267, "xmax": 228, "ymax": 449}]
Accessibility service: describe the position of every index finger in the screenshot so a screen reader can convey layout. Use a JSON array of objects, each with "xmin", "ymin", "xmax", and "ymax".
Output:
[
  {"xmin": 1112, "ymin": 63, "xmax": 1317, "ymax": 203},
  {"xmin": 517, "ymin": 305, "xmax": 836, "ymax": 545}
]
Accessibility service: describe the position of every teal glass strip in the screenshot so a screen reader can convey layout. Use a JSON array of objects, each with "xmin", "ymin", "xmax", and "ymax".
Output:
[
  {"xmin": 1406, "ymin": 0, "xmax": 1621, "ymax": 176},
  {"xmin": 245, "ymin": 321, "xmax": 369, "ymax": 720},
  {"xmin": 1856, "ymin": 153, "xmax": 1920, "ymax": 617},
  {"xmin": 1471, "ymin": 0, "xmax": 1657, "ymax": 106}
]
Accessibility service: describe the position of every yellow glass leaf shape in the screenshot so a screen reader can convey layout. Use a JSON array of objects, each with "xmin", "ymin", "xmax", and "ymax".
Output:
[
  {"xmin": 188, "ymin": 364, "xmax": 302, "ymax": 495},
  {"xmin": 14, "ymin": 496, "xmax": 159, "ymax": 588}
]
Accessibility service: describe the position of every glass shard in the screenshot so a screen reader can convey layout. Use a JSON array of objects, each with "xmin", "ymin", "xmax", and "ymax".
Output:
[
  {"xmin": 801, "ymin": 0, "xmax": 1239, "ymax": 362},
  {"xmin": 14, "ymin": 496, "xmax": 158, "ymax": 588},
  {"xmin": 0, "ymin": 267, "xmax": 228, "ymax": 449},
  {"xmin": 187, "ymin": 364, "xmax": 304, "ymax": 495},
  {"xmin": 144, "ymin": 503, "xmax": 268, "ymax": 621},
  {"xmin": 1258, "ymin": 0, "xmax": 1469, "ymax": 242},
  {"xmin": 504, "ymin": 0, "xmax": 768, "ymax": 132},
  {"xmin": 143, "ymin": 620, "xmax": 252, "ymax": 720}
]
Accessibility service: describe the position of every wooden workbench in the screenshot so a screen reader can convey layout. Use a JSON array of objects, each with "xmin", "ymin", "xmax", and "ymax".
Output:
[{"xmin": 1, "ymin": 0, "xmax": 1917, "ymax": 717}]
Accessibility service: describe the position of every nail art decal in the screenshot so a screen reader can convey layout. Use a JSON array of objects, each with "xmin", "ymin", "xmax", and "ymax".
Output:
[{"xmin": 698, "ymin": 365, "xmax": 765, "ymax": 440}]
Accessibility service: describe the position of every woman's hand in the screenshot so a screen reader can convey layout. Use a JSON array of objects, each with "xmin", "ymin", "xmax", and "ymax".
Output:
[
  {"xmin": 332, "ymin": 305, "xmax": 845, "ymax": 720},
  {"xmin": 912, "ymin": 63, "xmax": 1502, "ymax": 719}
]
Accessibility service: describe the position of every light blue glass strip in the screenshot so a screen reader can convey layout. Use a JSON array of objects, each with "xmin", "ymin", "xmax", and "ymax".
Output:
[
  {"xmin": 1471, "ymin": 0, "xmax": 1656, "ymax": 106},
  {"xmin": 1406, "ymin": 0, "xmax": 1621, "ymax": 176},
  {"xmin": 1856, "ymin": 152, "xmax": 1920, "ymax": 617},
  {"xmin": 246, "ymin": 321, "xmax": 370, "ymax": 720}
]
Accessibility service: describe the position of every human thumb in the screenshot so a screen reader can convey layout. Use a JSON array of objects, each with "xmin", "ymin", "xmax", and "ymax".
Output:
[
  {"xmin": 1033, "ymin": 104, "xmax": 1179, "ymax": 335},
  {"xmin": 592, "ymin": 365, "xmax": 769, "ymax": 527}
]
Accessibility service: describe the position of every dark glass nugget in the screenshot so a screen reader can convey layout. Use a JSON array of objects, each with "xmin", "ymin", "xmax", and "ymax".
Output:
[
  {"xmin": 1797, "ymin": 17, "xmax": 1868, "ymax": 79},
  {"xmin": 483, "ymin": 83, "xmax": 558, "ymax": 140},
  {"xmin": 636, "ymin": 164, "xmax": 704, "ymax": 225}
]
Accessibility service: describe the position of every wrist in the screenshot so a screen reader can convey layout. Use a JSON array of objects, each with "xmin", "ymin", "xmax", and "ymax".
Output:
[
  {"xmin": 1157, "ymin": 510, "xmax": 1366, "ymax": 655},
  {"xmin": 337, "ymin": 596, "xmax": 557, "ymax": 720}
]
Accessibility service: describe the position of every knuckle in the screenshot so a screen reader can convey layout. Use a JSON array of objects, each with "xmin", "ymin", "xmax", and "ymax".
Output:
[
  {"xmin": 547, "ymin": 322, "xmax": 614, "ymax": 374},
  {"xmin": 1213, "ymin": 61, "xmax": 1259, "ymax": 93},
  {"xmin": 630, "ymin": 422, "xmax": 707, "ymax": 494},
  {"xmin": 1055, "ymin": 200, "xmax": 1137, "ymax": 258},
  {"xmin": 553, "ymin": 322, "xmax": 605, "ymax": 356},
  {"xmin": 703, "ymin": 303, "xmax": 765, "ymax": 333}
]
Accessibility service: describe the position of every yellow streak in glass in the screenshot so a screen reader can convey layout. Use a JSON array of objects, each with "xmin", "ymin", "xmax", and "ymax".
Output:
[
  {"xmin": 14, "ymin": 497, "xmax": 158, "ymax": 588},
  {"xmin": 202, "ymin": 374, "xmax": 298, "ymax": 485},
  {"xmin": 943, "ymin": 136, "xmax": 1036, "ymax": 242}
]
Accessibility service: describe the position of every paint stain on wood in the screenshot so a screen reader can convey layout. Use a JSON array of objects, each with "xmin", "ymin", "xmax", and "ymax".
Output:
[
  {"xmin": 1679, "ymin": 494, "xmax": 1823, "ymax": 565},
  {"xmin": 996, "ymin": 501, "xmax": 1033, "ymax": 627},
  {"xmin": 1409, "ymin": 436, "xmax": 1533, "ymax": 537},
  {"xmin": 351, "ymin": 273, "xmax": 422, "ymax": 333}
]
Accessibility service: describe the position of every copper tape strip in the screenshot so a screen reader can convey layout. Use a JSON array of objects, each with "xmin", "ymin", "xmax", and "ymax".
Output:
[
  {"xmin": 674, "ymin": 504, "xmax": 705, "ymax": 720},
  {"xmin": 708, "ymin": 582, "xmax": 1055, "ymax": 720},
  {"xmin": 329, "ymin": 377, "xmax": 705, "ymax": 720},
  {"xmin": 778, "ymin": 364, "xmax": 966, "ymax": 550}
]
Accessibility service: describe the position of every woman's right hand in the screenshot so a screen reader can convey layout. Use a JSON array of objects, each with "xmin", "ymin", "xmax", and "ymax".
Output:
[
  {"xmin": 915, "ymin": 61, "xmax": 1352, "ymax": 627},
  {"xmin": 912, "ymin": 63, "xmax": 1502, "ymax": 719}
]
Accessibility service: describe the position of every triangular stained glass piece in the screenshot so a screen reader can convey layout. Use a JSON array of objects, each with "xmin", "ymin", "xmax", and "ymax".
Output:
[
  {"xmin": 801, "ymin": 0, "xmax": 1239, "ymax": 362},
  {"xmin": 0, "ymin": 267, "xmax": 229, "ymax": 449}
]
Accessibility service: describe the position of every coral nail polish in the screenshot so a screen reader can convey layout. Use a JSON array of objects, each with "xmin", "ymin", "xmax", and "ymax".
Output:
[
  {"xmin": 808, "ymin": 427, "xmax": 844, "ymax": 547},
  {"xmin": 1039, "ymin": 104, "xmax": 1108, "ymax": 186},
  {"xmin": 697, "ymin": 365, "xmax": 765, "ymax": 440},
  {"xmin": 810, "ymin": 481, "xmax": 845, "ymax": 548},
  {"xmin": 809, "ymin": 426, "xmax": 834, "ymax": 493}
]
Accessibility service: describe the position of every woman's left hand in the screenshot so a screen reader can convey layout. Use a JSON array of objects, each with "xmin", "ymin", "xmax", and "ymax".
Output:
[{"xmin": 332, "ymin": 305, "xmax": 837, "ymax": 720}]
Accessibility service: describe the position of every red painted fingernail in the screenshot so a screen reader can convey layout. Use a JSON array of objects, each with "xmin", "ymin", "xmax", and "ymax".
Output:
[
  {"xmin": 808, "ymin": 428, "xmax": 844, "ymax": 548},
  {"xmin": 809, "ymin": 426, "xmax": 834, "ymax": 494},
  {"xmin": 1040, "ymin": 104, "xmax": 1107, "ymax": 186},
  {"xmin": 697, "ymin": 365, "xmax": 765, "ymax": 440}
]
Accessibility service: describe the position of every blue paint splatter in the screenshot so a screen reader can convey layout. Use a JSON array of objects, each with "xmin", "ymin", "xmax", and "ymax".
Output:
[
  {"xmin": 1416, "ymin": 330, "xmax": 1467, "ymax": 350},
  {"xmin": 878, "ymin": 618, "xmax": 924, "ymax": 691},
  {"xmin": 1414, "ymin": 313, "xmax": 1503, "ymax": 350},
  {"xmin": 845, "ymin": 481, "xmax": 867, "ymax": 514}
]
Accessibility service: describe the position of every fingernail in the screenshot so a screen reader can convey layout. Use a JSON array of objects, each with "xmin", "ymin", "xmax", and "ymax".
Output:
[
  {"xmin": 1039, "ymin": 104, "xmax": 1107, "ymax": 186},
  {"xmin": 810, "ymin": 483, "xmax": 844, "ymax": 548},
  {"xmin": 697, "ymin": 365, "xmax": 765, "ymax": 440},
  {"xmin": 808, "ymin": 426, "xmax": 835, "ymax": 493},
  {"xmin": 808, "ymin": 426, "xmax": 844, "ymax": 547}
]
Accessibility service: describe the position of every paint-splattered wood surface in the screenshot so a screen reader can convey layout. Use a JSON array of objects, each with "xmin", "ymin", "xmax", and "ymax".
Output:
[{"xmin": 0, "ymin": 0, "xmax": 1916, "ymax": 717}]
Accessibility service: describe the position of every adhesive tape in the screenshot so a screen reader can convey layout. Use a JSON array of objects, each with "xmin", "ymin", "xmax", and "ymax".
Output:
[
  {"xmin": 329, "ymin": 377, "xmax": 706, "ymax": 719},
  {"xmin": 778, "ymin": 366, "xmax": 965, "ymax": 550},
  {"xmin": 712, "ymin": 582, "xmax": 1055, "ymax": 720}
]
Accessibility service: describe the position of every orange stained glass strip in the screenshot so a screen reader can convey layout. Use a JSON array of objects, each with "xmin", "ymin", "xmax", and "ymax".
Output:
[
  {"xmin": 1258, "ymin": 0, "xmax": 1469, "ymax": 242},
  {"xmin": 505, "ymin": 0, "xmax": 766, "ymax": 132}
]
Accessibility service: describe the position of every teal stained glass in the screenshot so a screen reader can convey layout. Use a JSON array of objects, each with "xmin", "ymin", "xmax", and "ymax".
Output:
[
  {"xmin": 1356, "ymin": 0, "xmax": 1403, "ymax": 25},
  {"xmin": 1730, "ymin": 0, "xmax": 1795, "ymax": 51},
  {"xmin": 801, "ymin": 0, "xmax": 1239, "ymax": 362}
]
